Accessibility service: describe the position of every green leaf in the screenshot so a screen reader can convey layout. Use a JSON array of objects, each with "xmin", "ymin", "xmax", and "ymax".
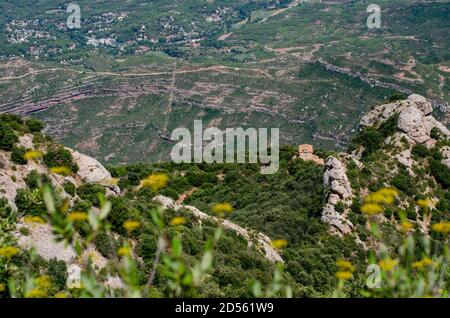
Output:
[
  {"xmin": 172, "ymin": 237, "xmax": 182, "ymax": 258},
  {"xmin": 200, "ymin": 251, "xmax": 213, "ymax": 272},
  {"xmin": 42, "ymin": 185, "xmax": 55, "ymax": 214}
]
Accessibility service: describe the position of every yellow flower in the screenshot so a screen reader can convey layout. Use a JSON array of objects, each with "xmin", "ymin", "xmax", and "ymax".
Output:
[
  {"xmin": 0, "ymin": 283, "xmax": 5, "ymax": 292},
  {"xmin": 401, "ymin": 220, "xmax": 413, "ymax": 232},
  {"xmin": 170, "ymin": 216, "xmax": 187, "ymax": 226},
  {"xmin": 0, "ymin": 246, "xmax": 19, "ymax": 258},
  {"xmin": 378, "ymin": 258, "xmax": 398, "ymax": 272},
  {"xmin": 54, "ymin": 292, "xmax": 68, "ymax": 298},
  {"xmin": 413, "ymin": 257, "xmax": 434, "ymax": 270},
  {"xmin": 416, "ymin": 199, "xmax": 434, "ymax": 210},
  {"xmin": 140, "ymin": 173, "xmax": 168, "ymax": 191},
  {"xmin": 361, "ymin": 203, "xmax": 383, "ymax": 215},
  {"xmin": 212, "ymin": 202, "xmax": 234, "ymax": 215},
  {"xmin": 24, "ymin": 216, "xmax": 46, "ymax": 224},
  {"xmin": 25, "ymin": 289, "xmax": 47, "ymax": 298},
  {"xmin": 336, "ymin": 271, "xmax": 353, "ymax": 280},
  {"xmin": 50, "ymin": 166, "xmax": 72, "ymax": 176},
  {"xmin": 35, "ymin": 276, "xmax": 51, "ymax": 289},
  {"xmin": 271, "ymin": 239, "xmax": 288, "ymax": 249},
  {"xmin": 432, "ymin": 222, "xmax": 450, "ymax": 234},
  {"xmin": 24, "ymin": 150, "xmax": 43, "ymax": 161},
  {"xmin": 67, "ymin": 212, "xmax": 88, "ymax": 222},
  {"xmin": 123, "ymin": 220, "xmax": 141, "ymax": 232},
  {"xmin": 365, "ymin": 188, "xmax": 398, "ymax": 205},
  {"xmin": 105, "ymin": 178, "xmax": 120, "ymax": 186},
  {"xmin": 336, "ymin": 260, "xmax": 355, "ymax": 273},
  {"xmin": 117, "ymin": 247, "xmax": 131, "ymax": 257}
]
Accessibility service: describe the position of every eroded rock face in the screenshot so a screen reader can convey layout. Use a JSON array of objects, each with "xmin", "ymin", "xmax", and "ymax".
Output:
[
  {"xmin": 323, "ymin": 157, "xmax": 352, "ymax": 200},
  {"xmin": 0, "ymin": 138, "xmax": 120, "ymax": 212},
  {"xmin": 397, "ymin": 106, "xmax": 430, "ymax": 144},
  {"xmin": 321, "ymin": 157, "xmax": 353, "ymax": 235},
  {"xmin": 408, "ymin": 94, "xmax": 433, "ymax": 116},
  {"xmin": 361, "ymin": 94, "xmax": 450, "ymax": 146},
  {"xmin": 14, "ymin": 222, "xmax": 77, "ymax": 263},
  {"xmin": 70, "ymin": 149, "xmax": 110, "ymax": 184}
]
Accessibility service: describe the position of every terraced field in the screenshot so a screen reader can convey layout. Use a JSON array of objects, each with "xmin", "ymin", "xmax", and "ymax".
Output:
[{"xmin": 0, "ymin": 0, "xmax": 448, "ymax": 163}]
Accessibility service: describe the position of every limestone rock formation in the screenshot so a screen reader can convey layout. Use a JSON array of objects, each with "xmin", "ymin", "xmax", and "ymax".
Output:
[
  {"xmin": 152, "ymin": 195, "xmax": 284, "ymax": 263},
  {"xmin": 360, "ymin": 94, "xmax": 450, "ymax": 146},
  {"xmin": 70, "ymin": 149, "xmax": 120, "ymax": 194},
  {"xmin": 397, "ymin": 106, "xmax": 431, "ymax": 144},
  {"xmin": 0, "ymin": 135, "xmax": 120, "ymax": 211},
  {"xmin": 321, "ymin": 157, "xmax": 354, "ymax": 235}
]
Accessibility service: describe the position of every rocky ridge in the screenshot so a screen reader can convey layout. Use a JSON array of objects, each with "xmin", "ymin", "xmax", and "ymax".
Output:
[
  {"xmin": 153, "ymin": 195, "xmax": 284, "ymax": 263},
  {"xmin": 321, "ymin": 94, "xmax": 450, "ymax": 235}
]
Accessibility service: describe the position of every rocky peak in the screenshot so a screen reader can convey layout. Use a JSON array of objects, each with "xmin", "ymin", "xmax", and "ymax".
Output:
[
  {"xmin": 321, "ymin": 156, "xmax": 354, "ymax": 236},
  {"xmin": 360, "ymin": 94, "xmax": 450, "ymax": 146}
]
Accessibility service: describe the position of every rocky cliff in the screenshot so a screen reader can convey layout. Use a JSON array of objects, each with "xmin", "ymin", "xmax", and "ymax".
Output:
[{"xmin": 321, "ymin": 94, "xmax": 450, "ymax": 236}]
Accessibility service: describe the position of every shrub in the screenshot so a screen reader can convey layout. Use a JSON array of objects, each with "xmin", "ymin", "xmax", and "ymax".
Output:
[
  {"xmin": 0, "ymin": 122, "xmax": 18, "ymax": 151},
  {"xmin": 0, "ymin": 198, "xmax": 12, "ymax": 218},
  {"xmin": 411, "ymin": 144, "xmax": 430, "ymax": 158},
  {"xmin": 353, "ymin": 127, "xmax": 383, "ymax": 159},
  {"xmin": 430, "ymin": 127, "xmax": 441, "ymax": 140},
  {"xmin": 378, "ymin": 114, "xmax": 399, "ymax": 138},
  {"xmin": 386, "ymin": 93, "xmax": 406, "ymax": 103},
  {"xmin": 108, "ymin": 197, "xmax": 136, "ymax": 234},
  {"xmin": 94, "ymin": 233, "xmax": 118, "ymax": 258},
  {"xmin": 47, "ymin": 258, "xmax": 68, "ymax": 291},
  {"xmin": 63, "ymin": 181, "xmax": 76, "ymax": 196},
  {"xmin": 10, "ymin": 146, "xmax": 27, "ymax": 165},
  {"xmin": 25, "ymin": 118, "xmax": 44, "ymax": 133},
  {"xmin": 186, "ymin": 170, "xmax": 218, "ymax": 187},
  {"xmin": 392, "ymin": 171, "xmax": 416, "ymax": 195},
  {"xmin": 137, "ymin": 234, "xmax": 158, "ymax": 260},
  {"xmin": 25, "ymin": 170, "xmax": 51, "ymax": 190},
  {"xmin": 15, "ymin": 188, "xmax": 46, "ymax": 216},
  {"xmin": 43, "ymin": 146, "xmax": 79, "ymax": 173},
  {"xmin": 335, "ymin": 202, "xmax": 346, "ymax": 214},
  {"xmin": 76, "ymin": 184, "xmax": 105, "ymax": 206},
  {"xmin": 430, "ymin": 160, "xmax": 450, "ymax": 188}
]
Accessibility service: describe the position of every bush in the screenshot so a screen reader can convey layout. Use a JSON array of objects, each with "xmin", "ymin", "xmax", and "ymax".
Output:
[
  {"xmin": 392, "ymin": 171, "xmax": 416, "ymax": 195},
  {"xmin": 43, "ymin": 146, "xmax": 79, "ymax": 173},
  {"xmin": 107, "ymin": 197, "xmax": 137, "ymax": 234},
  {"xmin": 137, "ymin": 234, "xmax": 158, "ymax": 260},
  {"xmin": 353, "ymin": 127, "xmax": 383, "ymax": 159},
  {"xmin": 10, "ymin": 146, "xmax": 27, "ymax": 165},
  {"xmin": 25, "ymin": 118, "xmax": 44, "ymax": 133},
  {"xmin": 47, "ymin": 258, "xmax": 68, "ymax": 291},
  {"xmin": 15, "ymin": 188, "xmax": 46, "ymax": 216},
  {"xmin": 411, "ymin": 144, "xmax": 430, "ymax": 158},
  {"xmin": 386, "ymin": 93, "xmax": 407, "ymax": 103},
  {"xmin": 0, "ymin": 122, "xmax": 18, "ymax": 151},
  {"xmin": 430, "ymin": 127, "xmax": 441, "ymax": 140},
  {"xmin": 0, "ymin": 198, "xmax": 12, "ymax": 218},
  {"xmin": 94, "ymin": 233, "xmax": 118, "ymax": 258},
  {"xmin": 430, "ymin": 160, "xmax": 450, "ymax": 188},
  {"xmin": 335, "ymin": 202, "xmax": 346, "ymax": 214},
  {"xmin": 76, "ymin": 184, "xmax": 106, "ymax": 206},
  {"xmin": 186, "ymin": 170, "xmax": 218, "ymax": 187},
  {"xmin": 25, "ymin": 170, "xmax": 51, "ymax": 190},
  {"xmin": 63, "ymin": 181, "xmax": 76, "ymax": 196}
]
